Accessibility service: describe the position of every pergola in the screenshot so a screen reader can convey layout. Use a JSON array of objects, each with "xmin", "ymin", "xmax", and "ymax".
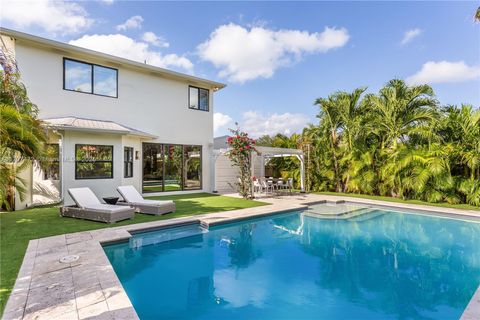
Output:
[
  {"xmin": 213, "ymin": 146, "xmax": 306, "ymax": 193},
  {"xmin": 254, "ymin": 146, "xmax": 306, "ymax": 193}
]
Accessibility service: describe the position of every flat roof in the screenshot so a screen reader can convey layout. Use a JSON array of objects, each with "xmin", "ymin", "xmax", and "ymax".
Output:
[{"xmin": 0, "ymin": 27, "xmax": 226, "ymax": 90}]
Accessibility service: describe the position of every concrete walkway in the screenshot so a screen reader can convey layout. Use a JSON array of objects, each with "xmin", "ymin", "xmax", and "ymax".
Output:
[{"xmin": 3, "ymin": 193, "xmax": 480, "ymax": 319}]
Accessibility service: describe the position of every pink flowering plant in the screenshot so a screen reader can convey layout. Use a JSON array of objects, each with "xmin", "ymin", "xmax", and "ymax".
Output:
[{"xmin": 226, "ymin": 125, "xmax": 258, "ymax": 199}]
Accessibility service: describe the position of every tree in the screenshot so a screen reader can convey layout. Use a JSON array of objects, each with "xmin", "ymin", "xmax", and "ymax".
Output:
[
  {"xmin": 226, "ymin": 126, "xmax": 258, "ymax": 199},
  {"xmin": 0, "ymin": 45, "xmax": 46, "ymax": 210}
]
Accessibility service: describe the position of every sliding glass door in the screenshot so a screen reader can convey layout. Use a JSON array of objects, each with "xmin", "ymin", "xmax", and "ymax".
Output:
[
  {"xmin": 164, "ymin": 145, "xmax": 183, "ymax": 191},
  {"xmin": 142, "ymin": 143, "xmax": 202, "ymax": 193},
  {"xmin": 184, "ymin": 145, "xmax": 201, "ymax": 190},
  {"xmin": 142, "ymin": 144, "xmax": 164, "ymax": 193}
]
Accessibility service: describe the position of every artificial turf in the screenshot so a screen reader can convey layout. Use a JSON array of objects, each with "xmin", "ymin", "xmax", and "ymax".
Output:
[{"xmin": 0, "ymin": 193, "xmax": 268, "ymax": 314}]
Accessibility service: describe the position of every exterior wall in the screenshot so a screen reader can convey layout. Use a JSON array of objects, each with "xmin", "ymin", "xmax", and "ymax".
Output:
[
  {"xmin": 214, "ymin": 154, "xmax": 238, "ymax": 193},
  {"xmin": 7, "ymin": 35, "xmax": 219, "ymax": 208},
  {"xmin": 62, "ymin": 131, "xmax": 123, "ymax": 205},
  {"xmin": 14, "ymin": 161, "xmax": 33, "ymax": 210},
  {"xmin": 14, "ymin": 43, "xmax": 214, "ymax": 146}
]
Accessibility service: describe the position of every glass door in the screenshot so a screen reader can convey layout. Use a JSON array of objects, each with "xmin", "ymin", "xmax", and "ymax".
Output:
[{"xmin": 142, "ymin": 143, "xmax": 164, "ymax": 192}]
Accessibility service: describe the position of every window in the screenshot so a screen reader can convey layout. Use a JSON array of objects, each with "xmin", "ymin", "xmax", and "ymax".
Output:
[
  {"xmin": 64, "ymin": 58, "xmax": 118, "ymax": 98},
  {"xmin": 40, "ymin": 144, "xmax": 60, "ymax": 180},
  {"xmin": 189, "ymin": 86, "xmax": 209, "ymax": 111},
  {"xmin": 124, "ymin": 147, "xmax": 134, "ymax": 178},
  {"xmin": 75, "ymin": 144, "xmax": 113, "ymax": 179},
  {"xmin": 142, "ymin": 143, "xmax": 202, "ymax": 192}
]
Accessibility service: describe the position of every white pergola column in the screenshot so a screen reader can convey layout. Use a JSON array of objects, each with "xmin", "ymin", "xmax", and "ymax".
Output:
[{"xmin": 296, "ymin": 154, "xmax": 306, "ymax": 193}]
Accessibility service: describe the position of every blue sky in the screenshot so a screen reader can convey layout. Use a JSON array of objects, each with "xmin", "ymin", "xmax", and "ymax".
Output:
[{"xmin": 2, "ymin": 1, "xmax": 479, "ymax": 137}]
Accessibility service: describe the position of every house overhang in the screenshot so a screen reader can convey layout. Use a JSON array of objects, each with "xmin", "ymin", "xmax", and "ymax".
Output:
[{"xmin": 42, "ymin": 117, "xmax": 157, "ymax": 140}]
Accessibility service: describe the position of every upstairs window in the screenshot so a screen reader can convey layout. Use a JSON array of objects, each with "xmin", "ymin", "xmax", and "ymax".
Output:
[
  {"xmin": 189, "ymin": 86, "xmax": 209, "ymax": 111},
  {"xmin": 64, "ymin": 58, "xmax": 118, "ymax": 98}
]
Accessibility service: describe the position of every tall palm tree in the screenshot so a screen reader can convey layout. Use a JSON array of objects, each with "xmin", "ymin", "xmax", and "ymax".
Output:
[{"xmin": 365, "ymin": 79, "xmax": 439, "ymax": 196}]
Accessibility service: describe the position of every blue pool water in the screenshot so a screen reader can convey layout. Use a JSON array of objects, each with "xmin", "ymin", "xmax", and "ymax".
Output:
[{"xmin": 104, "ymin": 209, "xmax": 480, "ymax": 319}]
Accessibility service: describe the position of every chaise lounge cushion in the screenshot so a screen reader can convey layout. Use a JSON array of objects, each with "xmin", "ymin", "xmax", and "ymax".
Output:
[
  {"xmin": 117, "ymin": 185, "xmax": 175, "ymax": 215},
  {"xmin": 69, "ymin": 187, "xmax": 102, "ymax": 208}
]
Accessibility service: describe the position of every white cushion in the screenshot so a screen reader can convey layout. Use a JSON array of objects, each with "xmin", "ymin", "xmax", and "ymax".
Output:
[
  {"xmin": 69, "ymin": 187, "xmax": 101, "ymax": 208},
  {"xmin": 85, "ymin": 204, "xmax": 133, "ymax": 214},
  {"xmin": 117, "ymin": 185, "xmax": 144, "ymax": 203},
  {"xmin": 130, "ymin": 199, "xmax": 174, "ymax": 207}
]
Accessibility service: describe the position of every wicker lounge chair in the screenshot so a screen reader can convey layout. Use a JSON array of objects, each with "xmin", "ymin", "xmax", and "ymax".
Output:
[
  {"xmin": 117, "ymin": 185, "xmax": 176, "ymax": 215},
  {"xmin": 60, "ymin": 187, "xmax": 135, "ymax": 223}
]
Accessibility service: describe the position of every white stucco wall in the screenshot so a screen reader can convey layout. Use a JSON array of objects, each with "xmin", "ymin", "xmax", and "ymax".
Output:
[{"xmin": 9, "ymin": 37, "xmax": 217, "ymax": 208}]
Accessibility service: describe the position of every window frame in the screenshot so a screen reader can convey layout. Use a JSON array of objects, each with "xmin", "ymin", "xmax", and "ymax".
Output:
[
  {"xmin": 142, "ymin": 143, "xmax": 202, "ymax": 193},
  {"xmin": 63, "ymin": 58, "xmax": 118, "ymax": 98},
  {"xmin": 75, "ymin": 144, "xmax": 114, "ymax": 180},
  {"xmin": 188, "ymin": 86, "xmax": 209, "ymax": 112},
  {"xmin": 124, "ymin": 147, "xmax": 134, "ymax": 178}
]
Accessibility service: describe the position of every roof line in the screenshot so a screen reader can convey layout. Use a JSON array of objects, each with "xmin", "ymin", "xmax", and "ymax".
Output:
[{"xmin": 0, "ymin": 27, "xmax": 226, "ymax": 90}]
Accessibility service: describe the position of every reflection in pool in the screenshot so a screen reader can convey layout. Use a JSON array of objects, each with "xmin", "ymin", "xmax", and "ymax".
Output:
[{"xmin": 104, "ymin": 209, "xmax": 480, "ymax": 319}]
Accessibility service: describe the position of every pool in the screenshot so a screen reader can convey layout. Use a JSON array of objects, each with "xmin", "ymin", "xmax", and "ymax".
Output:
[{"xmin": 104, "ymin": 207, "xmax": 480, "ymax": 319}]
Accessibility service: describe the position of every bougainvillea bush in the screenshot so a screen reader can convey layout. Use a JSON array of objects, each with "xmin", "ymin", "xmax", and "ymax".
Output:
[{"xmin": 226, "ymin": 126, "xmax": 258, "ymax": 199}]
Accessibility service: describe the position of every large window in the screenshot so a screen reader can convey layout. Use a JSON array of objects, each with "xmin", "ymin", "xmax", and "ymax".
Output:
[
  {"xmin": 142, "ymin": 143, "xmax": 202, "ymax": 192},
  {"xmin": 124, "ymin": 147, "xmax": 134, "ymax": 178},
  {"xmin": 189, "ymin": 86, "xmax": 209, "ymax": 111},
  {"xmin": 64, "ymin": 58, "xmax": 118, "ymax": 98},
  {"xmin": 75, "ymin": 144, "xmax": 113, "ymax": 179}
]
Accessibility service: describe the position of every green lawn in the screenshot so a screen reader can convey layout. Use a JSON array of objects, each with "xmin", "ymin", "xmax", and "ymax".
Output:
[
  {"xmin": 0, "ymin": 193, "xmax": 267, "ymax": 314},
  {"xmin": 315, "ymin": 192, "xmax": 480, "ymax": 211}
]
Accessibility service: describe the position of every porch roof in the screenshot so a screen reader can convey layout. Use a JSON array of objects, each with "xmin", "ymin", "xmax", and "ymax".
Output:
[{"xmin": 42, "ymin": 116, "xmax": 157, "ymax": 139}]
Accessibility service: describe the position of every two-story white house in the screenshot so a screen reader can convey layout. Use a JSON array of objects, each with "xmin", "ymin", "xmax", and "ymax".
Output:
[{"xmin": 0, "ymin": 28, "xmax": 226, "ymax": 209}]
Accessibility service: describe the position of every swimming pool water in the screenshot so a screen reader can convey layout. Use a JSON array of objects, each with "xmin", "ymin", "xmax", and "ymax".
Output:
[{"xmin": 104, "ymin": 209, "xmax": 480, "ymax": 319}]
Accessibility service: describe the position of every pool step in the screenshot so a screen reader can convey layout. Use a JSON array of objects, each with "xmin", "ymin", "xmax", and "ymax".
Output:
[
  {"xmin": 130, "ymin": 224, "xmax": 209, "ymax": 249},
  {"xmin": 304, "ymin": 206, "xmax": 377, "ymax": 220}
]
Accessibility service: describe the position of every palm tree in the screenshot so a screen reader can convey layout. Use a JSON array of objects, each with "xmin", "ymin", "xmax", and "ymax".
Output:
[
  {"xmin": 365, "ymin": 79, "xmax": 439, "ymax": 196},
  {"xmin": 0, "ymin": 63, "xmax": 46, "ymax": 209},
  {"xmin": 475, "ymin": 6, "xmax": 480, "ymax": 22}
]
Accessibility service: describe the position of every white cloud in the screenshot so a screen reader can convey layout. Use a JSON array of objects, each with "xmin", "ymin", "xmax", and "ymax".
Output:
[
  {"xmin": 116, "ymin": 15, "xmax": 143, "ymax": 31},
  {"xmin": 142, "ymin": 32, "xmax": 169, "ymax": 48},
  {"xmin": 69, "ymin": 34, "xmax": 193, "ymax": 72},
  {"xmin": 198, "ymin": 23, "xmax": 349, "ymax": 83},
  {"xmin": 241, "ymin": 111, "xmax": 310, "ymax": 137},
  {"xmin": 100, "ymin": 0, "xmax": 114, "ymax": 4},
  {"xmin": 401, "ymin": 28, "xmax": 422, "ymax": 45},
  {"xmin": 214, "ymin": 112, "xmax": 233, "ymax": 133},
  {"xmin": 406, "ymin": 60, "xmax": 480, "ymax": 85},
  {"xmin": 1, "ymin": 0, "xmax": 92, "ymax": 34}
]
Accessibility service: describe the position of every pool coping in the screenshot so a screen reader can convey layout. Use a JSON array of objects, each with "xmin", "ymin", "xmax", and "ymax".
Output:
[{"xmin": 3, "ymin": 193, "xmax": 480, "ymax": 319}]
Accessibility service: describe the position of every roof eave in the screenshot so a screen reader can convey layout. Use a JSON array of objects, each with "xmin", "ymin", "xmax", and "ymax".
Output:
[{"xmin": 0, "ymin": 27, "xmax": 227, "ymax": 90}]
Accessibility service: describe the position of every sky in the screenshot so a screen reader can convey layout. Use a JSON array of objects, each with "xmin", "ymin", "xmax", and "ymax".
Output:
[{"xmin": 1, "ymin": 1, "xmax": 479, "ymax": 137}]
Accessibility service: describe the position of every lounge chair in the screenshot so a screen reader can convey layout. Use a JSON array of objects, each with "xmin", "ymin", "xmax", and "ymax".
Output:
[
  {"xmin": 117, "ymin": 185, "xmax": 176, "ymax": 215},
  {"xmin": 61, "ymin": 187, "xmax": 135, "ymax": 223}
]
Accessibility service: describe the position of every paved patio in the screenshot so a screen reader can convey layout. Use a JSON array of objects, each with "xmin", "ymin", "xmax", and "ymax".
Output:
[{"xmin": 3, "ymin": 193, "xmax": 480, "ymax": 319}]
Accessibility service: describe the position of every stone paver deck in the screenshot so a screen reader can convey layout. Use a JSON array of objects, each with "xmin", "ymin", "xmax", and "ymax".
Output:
[{"xmin": 3, "ymin": 193, "xmax": 480, "ymax": 319}]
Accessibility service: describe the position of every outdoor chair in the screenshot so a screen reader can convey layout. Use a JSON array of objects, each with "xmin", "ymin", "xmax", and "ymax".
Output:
[
  {"xmin": 261, "ymin": 178, "xmax": 274, "ymax": 195},
  {"xmin": 117, "ymin": 185, "xmax": 176, "ymax": 215},
  {"xmin": 60, "ymin": 187, "xmax": 135, "ymax": 223},
  {"xmin": 253, "ymin": 179, "xmax": 262, "ymax": 193},
  {"xmin": 287, "ymin": 178, "xmax": 294, "ymax": 194}
]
